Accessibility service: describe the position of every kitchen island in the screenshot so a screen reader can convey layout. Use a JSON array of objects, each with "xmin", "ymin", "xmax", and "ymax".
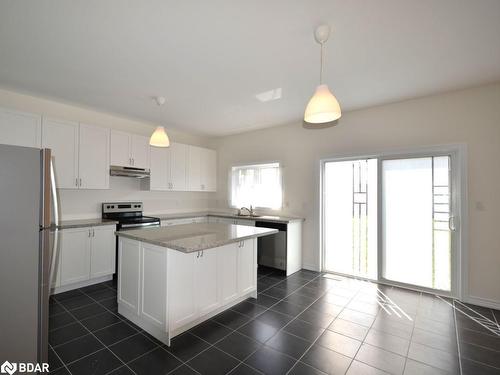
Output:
[{"xmin": 115, "ymin": 223, "xmax": 277, "ymax": 346}]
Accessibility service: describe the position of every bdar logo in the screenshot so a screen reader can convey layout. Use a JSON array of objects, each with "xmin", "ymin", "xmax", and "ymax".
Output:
[{"xmin": 0, "ymin": 361, "xmax": 17, "ymax": 375}]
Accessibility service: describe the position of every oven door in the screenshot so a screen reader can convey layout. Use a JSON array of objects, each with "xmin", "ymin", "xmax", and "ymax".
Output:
[{"xmin": 118, "ymin": 221, "xmax": 160, "ymax": 230}]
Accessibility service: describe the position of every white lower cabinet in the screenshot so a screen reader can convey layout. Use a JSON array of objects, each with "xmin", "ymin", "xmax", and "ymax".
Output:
[
  {"xmin": 197, "ymin": 249, "xmax": 220, "ymax": 315},
  {"xmin": 118, "ymin": 238, "xmax": 140, "ymax": 313},
  {"xmin": 59, "ymin": 227, "xmax": 91, "ymax": 285},
  {"xmin": 90, "ymin": 226, "xmax": 116, "ymax": 278},
  {"xmin": 56, "ymin": 225, "xmax": 116, "ymax": 290},
  {"xmin": 218, "ymin": 244, "xmax": 239, "ymax": 304},
  {"xmin": 117, "ymin": 237, "xmax": 257, "ymax": 344},
  {"xmin": 238, "ymin": 240, "xmax": 257, "ymax": 294},
  {"xmin": 167, "ymin": 250, "xmax": 197, "ymax": 331},
  {"xmin": 140, "ymin": 243, "xmax": 167, "ymax": 329}
]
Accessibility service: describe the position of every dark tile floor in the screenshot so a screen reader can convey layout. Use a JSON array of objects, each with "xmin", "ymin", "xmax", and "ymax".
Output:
[{"xmin": 48, "ymin": 268, "xmax": 500, "ymax": 375}]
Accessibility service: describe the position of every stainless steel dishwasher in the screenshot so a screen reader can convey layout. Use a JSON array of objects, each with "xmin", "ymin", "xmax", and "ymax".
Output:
[{"xmin": 255, "ymin": 221, "xmax": 287, "ymax": 271}]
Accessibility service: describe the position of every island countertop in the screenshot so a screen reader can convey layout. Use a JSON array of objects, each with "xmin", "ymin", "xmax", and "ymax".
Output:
[{"xmin": 115, "ymin": 223, "xmax": 278, "ymax": 253}]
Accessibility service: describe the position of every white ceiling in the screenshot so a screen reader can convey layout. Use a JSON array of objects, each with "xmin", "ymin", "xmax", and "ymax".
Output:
[{"xmin": 1, "ymin": 1, "xmax": 499, "ymax": 136}]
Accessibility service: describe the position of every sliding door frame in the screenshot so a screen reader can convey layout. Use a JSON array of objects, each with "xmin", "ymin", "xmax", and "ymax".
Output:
[{"xmin": 320, "ymin": 144, "xmax": 467, "ymax": 299}]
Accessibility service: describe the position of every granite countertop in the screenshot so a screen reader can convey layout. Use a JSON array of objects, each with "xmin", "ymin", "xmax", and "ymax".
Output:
[
  {"xmin": 57, "ymin": 218, "xmax": 118, "ymax": 229},
  {"xmin": 155, "ymin": 211, "xmax": 304, "ymax": 224},
  {"xmin": 116, "ymin": 223, "xmax": 278, "ymax": 253}
]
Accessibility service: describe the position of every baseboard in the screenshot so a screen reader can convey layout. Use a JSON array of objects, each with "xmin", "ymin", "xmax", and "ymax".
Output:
[
  {"xmin": 302, "ymin": 263, "xmax": 321, "ymax": 272},
  {"xmin": 51, "ymin": 275, "xmax": 113, "ymax": 295},
  {"xmin": 463, "ymin": 295, "xmax": 500, "ymax": 310}
]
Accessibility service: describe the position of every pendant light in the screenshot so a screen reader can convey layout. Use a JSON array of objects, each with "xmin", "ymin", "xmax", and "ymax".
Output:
[
  {"xmin": 304, "ymin": 25, "xmax": 341, "ymax": 124},
  {"xmin": 149, "ymin": 96, "xmax": 170, "ymax": 147}
]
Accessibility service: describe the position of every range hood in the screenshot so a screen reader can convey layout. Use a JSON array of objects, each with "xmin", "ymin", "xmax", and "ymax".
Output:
[{"xmin": 110, "ymin": 165, "xmax": 150, "ymax": 178}]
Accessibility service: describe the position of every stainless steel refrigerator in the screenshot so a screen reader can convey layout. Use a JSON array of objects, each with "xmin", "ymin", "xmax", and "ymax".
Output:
[{"xmin": 0, "ymin": 144, "xmax": 59, "ymax": 363}]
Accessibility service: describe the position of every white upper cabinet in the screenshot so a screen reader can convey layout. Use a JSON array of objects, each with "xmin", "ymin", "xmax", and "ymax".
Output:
[
  {"xmin": 187, "ymin": 145, "xmax": 202, "ymax": 191},
  {"xmin": 79, "ymin": 123, "xmax": 110, "ymax": 189},
  {"xmin": 0, "ymin": 107, "xmax": 41, "ymax": 148},
  {"xmin": 149, "ymin": 145, "xmax": 170, "ymax": 190},
  {"xmin": 131, "ymin": 135, "xmax": 150, "ymax": 169},
  {"xmin": 150, "ymin": 142, "xmax": 189, "ymax": 191},
  {"xmin": 201, "ymin": 148, "xmax": 217, "ymax": 191},
  {"xmin": 110, "ymin": 130, "xmax": 150, "ymax": 169},
  {"xmin": 42, "ymin": 118, "xmax": 79, "ymax": 189},
  {"xmin": 110, "ymin": 130, "xmax": 131, "ymax": 167},
  {"xmin": 187, "ymin": 145, "xmax": 216, "ymax": 192},
  {"xmin": 170, "ymin": 142, "xmax": 187, "ymax": 190}
]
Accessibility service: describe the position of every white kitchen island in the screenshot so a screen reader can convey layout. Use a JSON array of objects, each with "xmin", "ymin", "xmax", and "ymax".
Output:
[{"xmin": 115, "ymin": 223, "xmax": 277, "ymax": 346}]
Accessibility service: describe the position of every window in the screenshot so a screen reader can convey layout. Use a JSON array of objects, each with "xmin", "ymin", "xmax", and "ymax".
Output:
[{"xmin": 231, "ymin": 162, "xmax": 282, "ymax": 209}]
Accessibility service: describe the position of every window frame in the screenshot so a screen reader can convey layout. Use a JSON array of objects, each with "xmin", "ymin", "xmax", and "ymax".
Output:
[{"xmin": 228, "ymin": 161, "xmax": 284, "ymax": 210}]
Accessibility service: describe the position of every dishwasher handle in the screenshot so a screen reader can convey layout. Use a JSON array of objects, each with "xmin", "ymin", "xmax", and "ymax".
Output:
[{"xmin": 255, "ymin": 221, "xmax": 287, "ymax": 232}]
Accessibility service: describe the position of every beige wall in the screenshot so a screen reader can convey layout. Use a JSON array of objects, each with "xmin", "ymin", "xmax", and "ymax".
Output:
[
  {"xmin": 214, "ymin": 82, "xmax": 500, "ymax": 305},
  {"xmin": 0, "ymin": 88, "xmax": 216, "ymax": 219}
]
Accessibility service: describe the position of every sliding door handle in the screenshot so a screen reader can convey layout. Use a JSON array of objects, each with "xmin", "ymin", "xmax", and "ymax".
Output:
[{"xmin": 448, "ymin": 216, "xmax": 456, "ymax": 231}]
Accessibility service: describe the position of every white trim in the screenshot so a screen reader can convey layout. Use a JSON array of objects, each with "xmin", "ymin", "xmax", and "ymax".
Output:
[
  {"xmin": 302, "ymin": 263, "xmax": 321, "ymax": 272},
  {"xmin": 51, "ymin": 275, "xmax": 112, "ymax": 295},
  {"xmin": 228, "ymin": 160, "xmax": 284, "ymax": 210},
  {"xmin": 319, "ymin": 143, "xmax": 468, "ymax": 300},
  {"xmin": 463, "ymin": 295, "xmax": 500, "ymax": 311}
]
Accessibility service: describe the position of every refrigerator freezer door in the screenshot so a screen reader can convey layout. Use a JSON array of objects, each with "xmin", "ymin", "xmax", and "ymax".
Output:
[{"xmin": 0, "ymin": 144, "xmax": 42, "ymax": 363}]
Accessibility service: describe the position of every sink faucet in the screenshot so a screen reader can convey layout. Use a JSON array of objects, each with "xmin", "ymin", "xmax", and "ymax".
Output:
[{"xmin": 238, "ymin": 205, "xmax": 254, "ymax": 216}]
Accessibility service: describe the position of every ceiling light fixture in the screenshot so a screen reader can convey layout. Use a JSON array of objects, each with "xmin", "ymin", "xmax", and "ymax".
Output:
[
  {"xmin": 150, "ymin": 96, "xmax": 170, "ymax": 148},
  {"xmin": 304, "ymin": 25, "xmax": 341, "ymax": 124}
]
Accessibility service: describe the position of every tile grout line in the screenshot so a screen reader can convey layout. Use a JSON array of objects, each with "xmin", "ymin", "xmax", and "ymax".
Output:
[
  {"xmin": 342, "ymin": 284, "xmax": 385, "ymax": 375},
  {"xmin": 54, "ymin": 287, "xmax": 141, "ymax": 375},
  {"xmin": 181, "ymin": 272, "xmax": 325, "ymax": 374},
  {"xmin": 285, "ymin": 276, "xmax": 363, "ymax": 374},
  {"xmin": 453, "ymin": 299, "xmax": 464, "ymax": 375},
  {"xmin": 401, "ymin": 290, "xmax": 421, "ymax": 375},
  {"xmin": 48, "ymin": 342, "xmax": 73, "ymax": 375}
]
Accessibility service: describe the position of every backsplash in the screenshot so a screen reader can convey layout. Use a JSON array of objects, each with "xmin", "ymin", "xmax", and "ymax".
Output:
[{"xmin": 58, "ymin": 176, "xmax": 217, "ymax": 219}]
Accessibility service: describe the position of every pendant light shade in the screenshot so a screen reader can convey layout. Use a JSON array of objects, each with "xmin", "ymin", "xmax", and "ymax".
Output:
[
  {"xmin": 304, "ymin": 25, "xmax": 341, "ymax": 125},
  {"xmin": 304, "ymin": 84, "xmax": 341, "ymax": 123},
  {"xmin": 149, "ymin": 126, "xmax": 170, "ymax": 147}
]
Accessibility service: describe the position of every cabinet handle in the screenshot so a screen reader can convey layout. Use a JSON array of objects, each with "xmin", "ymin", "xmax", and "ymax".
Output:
[
  {"xmin": 196, "ymin": 251, "xmax": 200, "ymax": 258},
  {"xmin": 92, "ymin": 229, "xmax": 95, "ymax": 237},
  {"xmin": 88, "ymin": 229, "xmax": 91, "ymax": 237},
  {"xmin": 75, "ymin": 178, "xmax": 78, "ymax": 187},
  {"xmin": 79, "ymin": 178, "xmax": 82, "ymax": 187}
]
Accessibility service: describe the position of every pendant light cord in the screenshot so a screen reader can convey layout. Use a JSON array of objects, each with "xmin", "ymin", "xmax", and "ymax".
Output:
[{"xmin": 320, "ymin": 42, "xmax": 324, "ymax": 84}]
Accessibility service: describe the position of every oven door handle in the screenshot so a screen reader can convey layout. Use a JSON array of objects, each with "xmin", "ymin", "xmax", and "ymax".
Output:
[{"xmin": 120, "ymin": 222, "xmax": 160, "ymax": 229}]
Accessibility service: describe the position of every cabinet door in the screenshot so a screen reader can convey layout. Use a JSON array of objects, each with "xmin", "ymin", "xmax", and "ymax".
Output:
[
  {"xmin": 42, "ymin": 118, "xmax": 79, "ymax": 189},
  {"xmin": 238, "ymin": 239, "xmax": 256, "ymax": 295},
  {"xmin": 131, "ymin": 135, "xmax": 150, "ymax": 169},
  {"xmin": 79, "ymin": 123, "xmax": 110, "ymax": 189},
  {"xmin": 141, "ymin": 243, "xmax": 167, "ymax": 328},
  {"xmin": 0, "ymin": 107, "xmax": 41, "ymax": 148},
  {"xmin": 201, "ymin": 148, "xmax": 217, "ymax": 191},
  {"xmin": 90, "ymin": 226, "xmax": 116, "ymax": 278},
  {"xmin": 218, "ymin": 243, "xmax": 239, "ymax": 304},
  {"xmin": 197, "ymin": 249, "xmax": 220, "ymax": 315},
  {"xmin": 150, "ymin": 146, "xmax": 169, "ymax": 190},
  {"xmin": 168, "ymin": 250, "xmax": 197, "ymax": 331},
  {"xmin": 118, "ymin": 238, "xmax": 140, "ymax": 314},
  {"xmin": 170, "ymin": 142, "xmax": 187, "ymax": 190},
  {"xmin": 60, "ymin": 228, "xmax": 91, "ymax": 286},
  {"xmin": 110, "ymin": 130, "xmax": 131, "ymax": 167},
  {"xmin": 187, "ymin": 145, "xmax": 202, "ymax": 191}
]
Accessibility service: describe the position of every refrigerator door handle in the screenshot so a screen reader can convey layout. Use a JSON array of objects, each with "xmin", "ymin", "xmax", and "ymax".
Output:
[{"xmin": 49, "ymin": 160, "xmax": 60, "ymax": 286}]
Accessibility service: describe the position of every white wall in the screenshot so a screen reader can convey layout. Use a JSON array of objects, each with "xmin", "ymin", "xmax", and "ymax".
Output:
[
  {"xmin": 0, "ymin": 88, "xmax": 216, "ymax": 218},
  {"xmin": 213, "ymin": 82, "xmax": 500, "ymax": 306}
]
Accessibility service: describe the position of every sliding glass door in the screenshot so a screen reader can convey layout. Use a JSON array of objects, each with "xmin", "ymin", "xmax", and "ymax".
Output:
[
  {"xmin": 322, "ymin": 150, "xmax": 460, "ymax": 294},
  {"xmin": 323, "ymin": 159, "xmax": 378, "ymax": 279},
  {"xmin": 381, "ymin": 156, "xmax": 452, "ymax": 291}
]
